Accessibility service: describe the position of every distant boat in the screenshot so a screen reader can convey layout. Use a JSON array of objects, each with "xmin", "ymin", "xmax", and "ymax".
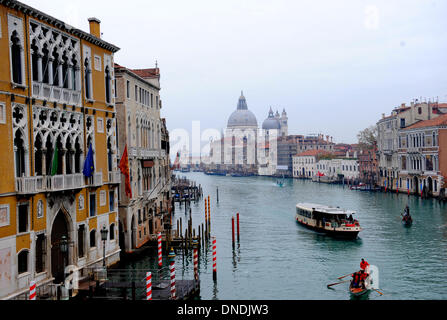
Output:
[
  {"xmin": 204, "ymin": 171, "xmax": 226, "ymax": 176},
  {"xmin": 180, "ymin": 167, "xmax": 190, "ymax": 172},
  {"xmin": 402, "ymin": 214, "xmax": 413, "ymax": 227},
  {"xmin": 231, "ymin": 173, "xmax": 244, "ymax": 177}
]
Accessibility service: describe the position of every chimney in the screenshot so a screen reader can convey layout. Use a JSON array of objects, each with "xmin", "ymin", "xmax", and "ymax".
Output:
[
  {"xmin": 382, "ymin": 113, "xmax": 385, "ymax": 119},
  {"xmin": 88, "ymin": 17, "xmax": 101, "ymax": 38},
  {"xmin": 401, "ymin": 103, "xmax": 405, "ymax": 108}
]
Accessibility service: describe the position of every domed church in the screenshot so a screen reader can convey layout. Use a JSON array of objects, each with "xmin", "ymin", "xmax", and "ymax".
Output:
[
  {"xmin": 227, "ymin": 91, "xmax": 258, "ymax": 131},
  {"xmin": 262, "ymin": 107, "xmax": 288, "ymax": 137}
]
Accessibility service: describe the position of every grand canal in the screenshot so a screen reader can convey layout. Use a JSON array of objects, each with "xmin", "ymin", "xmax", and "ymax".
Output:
[{"xmin": 120, "ymin": 172, "xmax": 447, "ymax": 300}]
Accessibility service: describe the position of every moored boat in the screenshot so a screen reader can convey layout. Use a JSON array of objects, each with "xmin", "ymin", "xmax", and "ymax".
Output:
[{"xmin": 295, "ymin": 203, "xmax": 361, "ymax": 239}]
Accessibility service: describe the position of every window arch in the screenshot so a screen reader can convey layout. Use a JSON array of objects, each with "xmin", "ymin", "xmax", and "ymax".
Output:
[
  {"xmin": 42, "ymin": 44, "xmax": 50, "ymax": 84},
  {"xmin": 109, "ymin": 223, "xmax": 115, "ymax": 240},
  {"xmin": 89, "ymin": 229, "xmax": 96, "ymax": 248},
  {"xmin": 31, "ymin": 39, "xmax": 40, "ymax": 82},
  {"xmin": 10, "ymin": 31, "xmax": 23, "ymax": 84},
  {"xmin": 105, "ymin": 65, "xmax": 111, "ymax": 104},
  {"xmin": 18, "ymin": 249, "xmax": 29, "ymax": 274},
  {"xmin": 84, "ymin": 58, "xmax": 92, "ymax": 100},
  {"xmin": 14, "ymin": 129, "xmax": 26, "ymax": 177}
]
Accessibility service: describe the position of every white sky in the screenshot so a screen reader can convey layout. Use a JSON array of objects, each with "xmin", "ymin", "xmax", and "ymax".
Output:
[{"xmin": 21, "ymin": 0, "xmax": 447, "ymax": 144}]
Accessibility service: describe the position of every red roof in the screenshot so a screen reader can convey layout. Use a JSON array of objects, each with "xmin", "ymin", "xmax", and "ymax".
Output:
[
  {"xmin": 131, "ymin": 68, "xmax": 159, "ymax": 78},
  {"xmin": 114, "ymin": 63, "xmax": 159, "ymax": 79},
  {"xmin": 295, "ymin": 149, "xmax": 327, "ymax": 157},
  {"xmin": 404, "ymin": 113, "xmax": 447, "ymax": 130}
]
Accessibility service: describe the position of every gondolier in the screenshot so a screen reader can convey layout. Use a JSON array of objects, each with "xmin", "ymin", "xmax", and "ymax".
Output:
[{"xmin": 360, "ymin": 258, "xmax": 369, "ymax": 270}]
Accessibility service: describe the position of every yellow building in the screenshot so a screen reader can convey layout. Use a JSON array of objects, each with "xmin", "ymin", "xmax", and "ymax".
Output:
[{"xmin": 0, "ymin": 1, "xmax": 121, "ymax": 299}]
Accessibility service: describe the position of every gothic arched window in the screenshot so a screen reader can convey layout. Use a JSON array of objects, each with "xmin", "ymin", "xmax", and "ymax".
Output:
[
  {"xmin": 84, "ymin": 58, "xmax": 92, "ymax": 99},
  {"xmin": 10, "ymin": 32, "xmax": 23, "ymax": 84},
  {"xmin": 14, "ymin": 130, "xmax": 26, "ymax": 177},
  {"xmin": 52, "ymin": 48, "xmax": 60, "ymax": 86},
  {"xmin": 31, "ymin": 40, "xmax": 39, "ymax": 82},
  {"xmin": 105, "ymin": 66, "xmax": 111, "ymax": 104}
]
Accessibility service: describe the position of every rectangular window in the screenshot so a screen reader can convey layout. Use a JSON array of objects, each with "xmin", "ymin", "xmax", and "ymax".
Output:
[
  {"xmin": 78, "ymin": 225, "xmax": 85, "ymax": 258},
  {"xmin": 109, "ymin": 190, "xmax": 115, "ymax": 211},
  {"xmin": 135, "ymin": 85, "xmax": 138, "ymax": 101},
  {"xmin": 89, "ymin": 193, "xmax": 96, "ymax": 217},
  {"xmin": 126, "ymin": 80, "xmax": 130, "ymax": 98},
  {"xmin": 0, "ymin": 103, "xmax": 5, "ymax": 124},
  {"xmin": 94, "ymin": 55, "xmax": 101, "ymax": 71},
  {"xmin": 426, "ymin": 155, "xmax": 433, "ymax": 171},
  {"xmin": 35, "ymin": 234, "xmax": 46, "ymax": 273},
  {"xmin": 18, "ymin": 203, "xmax": 28, "ymax": 233}
]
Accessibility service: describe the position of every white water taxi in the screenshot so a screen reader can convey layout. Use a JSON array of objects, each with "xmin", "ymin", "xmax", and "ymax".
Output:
[{"xmin": 295, "ymin": 203, "xmax": 362, "ymax": 239}]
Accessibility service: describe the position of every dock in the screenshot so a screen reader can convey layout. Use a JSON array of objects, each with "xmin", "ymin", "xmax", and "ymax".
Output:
[{"xmin": 75, "ymin": 268, "xmax": 200, "ymax": 300}]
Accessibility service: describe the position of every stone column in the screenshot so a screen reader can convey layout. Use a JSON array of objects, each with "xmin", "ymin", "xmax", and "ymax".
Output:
[
  {"xmin": 48, "ymin": 59, "xmax": 54, "ymax": 85},
  {"xmin": 42, "ymin": 149, "xmax": 47, "ymax": 176},
  {"xmin": 68, "ymin": 66, "xmax": 73, "ymax": 90},
  {"xmin": 37, "ymin": 54, "xmax": 43, "ymax": 82},
  {"xmin": 60, "ymin": 148, "xmax": 67, "ymax": 174},
  {"xmin": 58, "ymin": 64, "xmax": 63, "ymax": 87}
]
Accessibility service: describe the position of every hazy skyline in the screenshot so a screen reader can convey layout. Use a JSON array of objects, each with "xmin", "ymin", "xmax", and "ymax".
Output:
[{"xmin": 21, "ymin": 0, "xmax": 447, "ymax": 144}]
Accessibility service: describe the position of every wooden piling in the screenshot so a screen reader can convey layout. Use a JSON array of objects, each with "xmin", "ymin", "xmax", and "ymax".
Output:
[
  {"xmin": 201, "ymin": 223, "xmax": 204, "ymax": 247},
  {"xmin": 237, "ymin": 212, "xmax": 240, "ymax": 241},
  {"xmin": 180, "ymin": 218, "xmax": 183, "ymax": 238},
  {"xmin": 231, "ymin": 216, "xmax": 235, "ymax": 247}
]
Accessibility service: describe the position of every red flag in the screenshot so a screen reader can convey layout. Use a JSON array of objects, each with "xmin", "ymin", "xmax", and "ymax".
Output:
[{"xmin": 119, "ymin": 144, "xmax": 132, "ymax": 198}]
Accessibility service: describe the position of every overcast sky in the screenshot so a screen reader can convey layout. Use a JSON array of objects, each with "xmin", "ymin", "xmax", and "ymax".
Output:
[{"xmin": 22, "ymin": 0, "xmax": 447, "ymax": 145}]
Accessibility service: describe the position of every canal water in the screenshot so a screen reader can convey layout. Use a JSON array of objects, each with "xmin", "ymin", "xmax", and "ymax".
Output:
[{"xmin": 121, "ymin": 172, "xmax": 447, "ymax": 300}]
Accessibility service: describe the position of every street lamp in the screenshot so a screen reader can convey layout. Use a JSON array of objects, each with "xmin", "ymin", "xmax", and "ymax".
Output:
[
  {"xmin": 100, "ymin": 225, "xmax": 108, "ymax": 267},
  {"xmin": 60, "ymin": 235, "xmax": 68, "ymax": 254}
]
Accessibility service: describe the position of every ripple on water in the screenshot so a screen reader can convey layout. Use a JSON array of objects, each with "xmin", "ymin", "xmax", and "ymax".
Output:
[{"xmin": 125, "ymin": 173, "xmax": 447, "ymax": 300}]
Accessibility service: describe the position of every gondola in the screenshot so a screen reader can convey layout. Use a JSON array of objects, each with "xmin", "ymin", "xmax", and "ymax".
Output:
[
  {"xmin": 348, "ymin": 265, "xmax": 379, "ymax": 297},
  {"xmin": 402, "ymin": 215, "xmax": 413, "ymax": 227}
]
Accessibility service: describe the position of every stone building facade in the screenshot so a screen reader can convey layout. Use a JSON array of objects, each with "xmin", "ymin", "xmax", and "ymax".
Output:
[
  {"xmin": 114, "ymin": 63, "xmax": 171, "ymax": 254},
  {"xmin": 377, "ymin": 101, "xmax": 443, "ymax": 192},
  {"xmin": 0, "ymin": 1, "xmax": 121, "ymax": 299}
]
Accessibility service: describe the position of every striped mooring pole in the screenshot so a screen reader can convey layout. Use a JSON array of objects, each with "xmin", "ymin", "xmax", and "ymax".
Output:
[
  {"xmin": 212, "ymin": 236, "xmax": 217, "ymax": 281},
  {"xmin": 193, "ymin": 239, "xmax": 199, "ymax": 281},
  {"xmin": 169, "ymin": 247, "xmax": 176, "ymax": 300},
  {"xmin": 146, "ymin": 272, "xmax": 152, "ymax": 300},
  {"xmin": 29, "ymin": 280, "xmax": 36, "ymax": 300},
  {"xmin": 157, "ymin": 232, "xmax": 162, "ymax": 267},
  {"xmin": 208, "ymin": 195, "xmax": 211, "ymax": 232}
]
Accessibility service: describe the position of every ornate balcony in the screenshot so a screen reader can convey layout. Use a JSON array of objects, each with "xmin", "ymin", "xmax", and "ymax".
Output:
[
  {"xmin": 87, "ymin": 172, "xmax": 103, "ymax": 187},
  {"xmin": 15, "ymin": 176, "xmax": 45, "ymax": 194},
  {"xmin": 31, "ymin": 82, "xmax": 82, "ymax": 107},
  {"xmin": 16, "ymin": 174, "xmax": 85, "ymax": 194},
  {"xmin": 108, "ymin": 171, "xmax": 121, "ymax": 184},
  {"xmin": 46, "ymin": 173, "xmax": 84, "ymax": 191}
]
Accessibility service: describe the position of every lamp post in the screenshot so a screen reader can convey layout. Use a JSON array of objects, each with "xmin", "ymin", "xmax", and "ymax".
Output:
[
  {"xmin": 60, "ymin": 235, "xmax": 68, "ymax": 275},
  {"xmin": 100, "ymin": 225, "xmax": 108, "ymax": 267}
]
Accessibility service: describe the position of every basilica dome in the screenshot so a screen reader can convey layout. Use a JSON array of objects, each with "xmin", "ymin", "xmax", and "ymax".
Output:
[
  {"xmin": 227, "ymin": 92, "xmax": 258, "ymax": 128},
  {"xmin": 262, "ymin": 107, "xmax": 281, "ymax": 130}
]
